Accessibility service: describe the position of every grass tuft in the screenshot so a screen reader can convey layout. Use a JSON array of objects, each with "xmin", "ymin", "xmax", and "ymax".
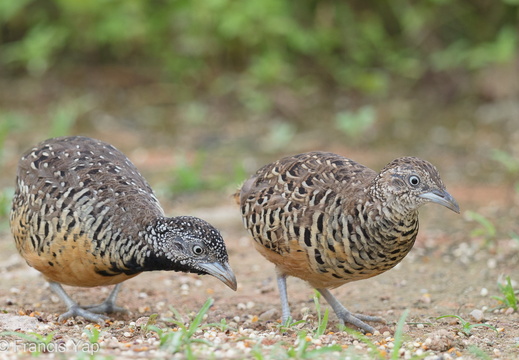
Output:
[
  {"xmin": 492, "ymin": 276, "xmax": 518, "ymax": 311},
  {"xmin": 436, "ymin": 315, "xmax": 498, "ymax": 336},
  {"xmin": 147, "ymin": 298, "xmax": 214, "ymax": 359},
  {"xmin": 312, "ymin": 291, "xmax": 330, "ymax": 337}
]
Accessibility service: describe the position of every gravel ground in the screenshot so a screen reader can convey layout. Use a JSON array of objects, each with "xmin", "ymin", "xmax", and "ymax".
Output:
[{"xmin": 0, "ymin": 191, "xmax": 518, "ymax": 359}]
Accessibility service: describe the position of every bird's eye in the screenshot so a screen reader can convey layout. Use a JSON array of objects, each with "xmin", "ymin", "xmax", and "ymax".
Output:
[
  {"xmin": 192, "ymin": 245, "xmax": 204, "ymax": 255},
  {"xmin": 408, "ymin": 175, "xmax": 420, "ymax": 186}
]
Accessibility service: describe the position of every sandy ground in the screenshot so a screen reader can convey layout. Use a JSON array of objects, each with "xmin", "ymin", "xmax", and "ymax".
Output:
[{"xmin": 0, "ymin": 188, "xmax": 518, "ymax": 359}]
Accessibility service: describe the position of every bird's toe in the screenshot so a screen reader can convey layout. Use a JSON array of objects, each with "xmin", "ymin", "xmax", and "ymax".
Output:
[
  {"xmin": 352, "ymin": 313, "xmax": 386, "ymax": 324},
  {"xmin": 337, "ymin": 312, "xmax": 382, "ymax": 334},
  {"xmin": 84, "ymin": 303, "xmax": 128, "ymax": 314},
  {"xmin": 58, "ymin": 305, "xmax": 108, "ymax": 324}
]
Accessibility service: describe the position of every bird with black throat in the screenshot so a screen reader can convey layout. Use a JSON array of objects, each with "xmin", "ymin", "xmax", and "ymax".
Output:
[
  {"xmin": 235, "ymin": 151, "xmax": 459, "ymax": 333},
  {"xmin": 10, "ymin": 136, "xmax": 237, "ymax": 323}
]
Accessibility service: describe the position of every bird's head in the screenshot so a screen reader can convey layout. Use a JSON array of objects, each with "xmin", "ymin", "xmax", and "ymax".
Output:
[
  {"xmin": 149, "ymin": 216, "xmax": 237, "ymax": 291},
  {"xmin": 372, "ymin": 157, "xmax": 460, "ymax": 215}
]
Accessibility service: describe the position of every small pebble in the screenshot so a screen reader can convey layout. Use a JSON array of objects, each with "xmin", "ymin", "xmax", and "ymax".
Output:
[
  {"xmin": 417, "ymin": 323, "xmax": 424, "ymax": 329},
  {"xmin": 504, "ymin": 307, "xmax": 515, "ymax": 315},
  {"xmin": 135, "ymin": 316, "xmax": 150, "ymax": 328},
  {"xmin": 469, "ymin": 309, "xmax": 484, "ymax": 322},
  {"xmin": 300, "ymin": 307, "xmax": 310, "ymax": 317},
  {"xmin": 259, "ymin": 308, "xmax": 277, "ymax": 320},
  {"xmin": 487, "ymin": 258, "xmax": 497, "ymax": 269},
  {"xmin": 420, "ymin": 293, "xmax": 432, "ymax": 304},
  {"xmin": 480, "ymin": 287, "xmax": 488, "ymax": 296}
]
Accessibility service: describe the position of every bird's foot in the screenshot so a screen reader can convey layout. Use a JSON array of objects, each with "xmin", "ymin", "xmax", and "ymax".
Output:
[
  {"xmin": 83, "ymin": 302, "xmax": 128, "ymax": 315},
  {"xmin": 58, "ymin": 305, "xmax": 109, "ymax": 324},
  {"xmin": 353, "ymin": 313, "xmax": 386, "ymax": 324},
  {"xmin": 338, "ymin": 312, "xmax": 386, "ymax": 334},
  {"xmin": 280, "ymin": 315, "xmax": 297, "ymax": 328}
]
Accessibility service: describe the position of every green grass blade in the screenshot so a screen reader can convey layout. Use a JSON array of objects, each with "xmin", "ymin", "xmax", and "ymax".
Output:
[
  {"xmin": 391, "ymin": 309, "xmax": 409, "ymax": 360},
  {"xmin": 187, "ymin": 298, "xmax": 214, "ymax": 337},
  {"xmin": 315, "ymin": 308, "xmax": 329, "ymax": 337}
]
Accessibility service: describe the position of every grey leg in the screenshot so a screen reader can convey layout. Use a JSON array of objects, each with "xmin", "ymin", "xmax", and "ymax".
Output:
[
  {"xmin": 276, "ymin": 270, "xmax": 291, "ymax": 324},
  {"xmin": 83, "ymin": 283, "xmax": 127, "ymax": 314},
  {"xmin": 317, "ymin": 288, "xmax": 385, "ymax": 333},
  {"xmin": 48, "ymin": 281, "xmax": 108, "ymax": 324}
]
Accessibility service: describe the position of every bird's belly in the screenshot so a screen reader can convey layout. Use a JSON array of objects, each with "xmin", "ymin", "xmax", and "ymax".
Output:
[
  {"xmin": 253, "ymin": 238, "xmax": 387, "ymax": 289},
  {"xmin": 254, "ymin": 239, "xmax": 312, "ymax": 277},
  {"xmin": 32, "ymin": 258, "xmax": 138, "ymax": 287},
  {"xmin": 16, "ymin": 231, "xmax": 139, "ymax": 287}
]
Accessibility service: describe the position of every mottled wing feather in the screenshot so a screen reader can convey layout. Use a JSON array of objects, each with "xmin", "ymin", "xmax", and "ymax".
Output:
[{"xmin": 10, "ymin": 136, "xmax": 163, "ymax": 286}]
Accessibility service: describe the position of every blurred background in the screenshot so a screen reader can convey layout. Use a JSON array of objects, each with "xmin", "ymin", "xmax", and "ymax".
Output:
[{"xmin": 0, "ymin": 0, "xmax": 518, "ymax": 249}]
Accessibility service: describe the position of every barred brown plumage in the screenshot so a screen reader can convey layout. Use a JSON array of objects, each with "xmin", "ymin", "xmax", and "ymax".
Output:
[
  {"xmin": 10, "ymin": 136, "xmax": 237, "ymax": 323},
  {"xmin": 236, "ymin": 151, "xmax": 459, "ymax": 333}
]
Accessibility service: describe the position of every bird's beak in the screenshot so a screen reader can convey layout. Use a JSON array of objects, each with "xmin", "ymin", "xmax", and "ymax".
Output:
[
  {"xmin": 199, "ymin": 261, "xmax": 237, "ymax": 291},
  {"xmin": 419, "ymin": 189, "xmax": 460, "ymax": 214}
]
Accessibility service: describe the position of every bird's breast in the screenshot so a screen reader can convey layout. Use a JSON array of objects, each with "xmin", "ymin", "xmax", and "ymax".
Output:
[{"xmin": 243, "ymin": 197, "xmax": 419, "ymax": 288}]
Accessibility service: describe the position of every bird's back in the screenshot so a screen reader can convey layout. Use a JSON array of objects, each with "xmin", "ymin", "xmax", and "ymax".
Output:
[
  {"xmin": 237, "ymin": 152, "xmax": 411, "ymax": 288},
  {"xmin": 10, "ymin": 136, "xmax": 164, "ymax": 287}
]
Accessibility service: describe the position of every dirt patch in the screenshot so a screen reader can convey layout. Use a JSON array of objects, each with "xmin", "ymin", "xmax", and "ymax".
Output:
[{"xmin": 0, "ymin": 196, "xmax": 518, "ymax": 359}]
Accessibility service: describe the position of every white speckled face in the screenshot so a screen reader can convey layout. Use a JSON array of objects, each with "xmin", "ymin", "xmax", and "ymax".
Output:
[
  {"xmin": 143, "ymin": 215, "xmax": 236, "ymax": 289},
  {"xmin": 148, "ymin": 216, "xmax": 229, "ymax": 265},
  {"xmin": 372, "ymin": 157, "xmax": 457, "ymax": 215}
]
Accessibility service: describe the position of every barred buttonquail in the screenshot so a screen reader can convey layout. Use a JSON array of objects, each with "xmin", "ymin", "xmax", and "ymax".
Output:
[
  {"xmin": 236, "ymin": 152, "xmax": 459, "ymax": 333},
  {"xmin": 10, "ymin": 136, "xmax": 237, "ymax": 323}
]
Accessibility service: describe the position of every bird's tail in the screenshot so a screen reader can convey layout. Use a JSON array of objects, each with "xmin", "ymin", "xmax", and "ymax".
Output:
[{"xmin": 232, "ymin": 187, "xmax": 241, "ymax": 205}]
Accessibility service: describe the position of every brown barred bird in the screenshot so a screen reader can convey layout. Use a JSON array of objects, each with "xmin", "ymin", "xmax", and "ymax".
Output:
[
  {"xmin": 10, "ymin": 136, "xmax": 237, "ymax": 323},
  {"xmin": 236, "ymin": 152, "xmax": 459, "ymax": 333}
]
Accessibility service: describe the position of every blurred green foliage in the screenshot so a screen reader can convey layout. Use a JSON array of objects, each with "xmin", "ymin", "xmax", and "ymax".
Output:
[
  {"xmin": 169, "ymin": 152, "xmax": 247, "ymax": 194},
  {"xmin": 1, "ymin": 0, "xmax": 517, "ymax": 97},
  {"xmin": 465, "ymin": 210, "xmax": 497, "ymax": 244},
  {"xmin": 48, "ymin": 96, "xmax": 93, "ymax": 138},
  {"xmin": 0, "ymin": 188, "xmax": 13, "ymax": 231},
  {"xmin": 335, "ymin": 106, "xmax": 376, "ymax": 138}
]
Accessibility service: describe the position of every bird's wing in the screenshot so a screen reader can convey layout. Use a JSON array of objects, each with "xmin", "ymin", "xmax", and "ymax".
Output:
[
  {"xmin": 237, "ymin": 152, "xmax": 377, "ymax": 256},
  {"xmin": 15, "ymin": 136, "xmax": 164, "ymax": 224}
]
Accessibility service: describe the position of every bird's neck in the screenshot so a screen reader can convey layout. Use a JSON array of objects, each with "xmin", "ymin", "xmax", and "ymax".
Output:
[{"xmin": 361, "ymin": 192, "xmax": 420, "ymax": 244}]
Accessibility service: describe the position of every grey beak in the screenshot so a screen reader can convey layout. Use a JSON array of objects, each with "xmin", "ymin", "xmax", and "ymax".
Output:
[
  {"xmin": 419, "ymin": 189, "xmax": 460, "ymax": 214},
  {"xmin": 199, "ymin": 261, "xmax": 237, "ymax": 291}
]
